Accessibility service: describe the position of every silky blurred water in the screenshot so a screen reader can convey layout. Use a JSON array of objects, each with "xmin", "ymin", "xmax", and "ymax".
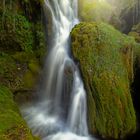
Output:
[{"xmin": 21, "ymin": 0, "xmax": 96, "ymax": 140}]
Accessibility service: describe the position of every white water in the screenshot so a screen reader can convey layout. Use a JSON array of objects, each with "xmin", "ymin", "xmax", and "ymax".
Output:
[{"xmin": 22, "ymin": 0, "xmax": 94, "ymax": 140}]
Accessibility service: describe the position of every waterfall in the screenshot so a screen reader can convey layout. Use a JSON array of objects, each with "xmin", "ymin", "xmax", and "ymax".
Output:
[
  {"xmin": 22, "ymin": 0, "xmax": 94, "ymax": 140},
  {"xmin": 133, "ymin": 0, "xmax": 140, "ymax": 24}
]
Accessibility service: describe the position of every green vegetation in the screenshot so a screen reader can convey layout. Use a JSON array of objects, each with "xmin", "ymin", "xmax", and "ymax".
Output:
[
  {"xmin": 129, "ymin": 23, "xmax": 140, "ymax": 43},
  {"xmin": 128, "ymin": 23, "xmax": 140, "ymax": 69},
  {"xmin": 0, "ymin": 0, "xmax": 45, "ymax": 92},
  {"xmin": 0, "ymin": 0, "xmax": 139, "ymax": 139},
  {"xmin": 71, "ymin": 22, "xmax": 136, "ymax": 139},
  {"xmin": 0, "ymin": 51, "xmax": 40, "ymax": 93},
  {"xmin": 0, "ymin": 6, "xmax": 33, "ymax": 52},
  {"xmin": 0, "ymin": 53, "xmax": 22, "ymax": 91},
  {"xmin": 0, "ymin": 0, "xmax": 43, "ymax": 139},
  {"xmin": 0, "ymin": 85, "xmax": 36, "ymax": 140}
]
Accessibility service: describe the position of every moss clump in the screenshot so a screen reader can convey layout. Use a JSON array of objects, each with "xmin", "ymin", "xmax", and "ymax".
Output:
[
  {"xmin": 0, "ymin": 10, "xmax": 33, "ymax": 52},
  {"xmin": 71, "ymin": 22, "xmax": 136, "ymax": 139},
  {"xmin": 0, "ymin": 51, "xmax": 40, "ymax": 94},
  {"xmin": 12, "ymin": 51, "xmax": 36, "ymax": 63},
  {"xmin": 0, "ymin": 0, "xmax": 45, "ymax": 91},
  {"xmin": 0, "ymin": 0, "xmax": 45, "ymax": 82},
  {"xmin": 28, "ymin": 60, "xmax": 40, "ymax": 74},
  {"xmin": 0, "ymin": 85, "xmax": 36, "ymax": 140},
  {"xmin": 0, "ymin": 53, "xmax": 22, "ymax": 90}
]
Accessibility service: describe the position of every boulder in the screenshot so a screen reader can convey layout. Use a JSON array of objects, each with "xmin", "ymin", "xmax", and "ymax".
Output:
[{"xmin": 71, "ymin": 22, "xmax": 136, "ymax": 139}]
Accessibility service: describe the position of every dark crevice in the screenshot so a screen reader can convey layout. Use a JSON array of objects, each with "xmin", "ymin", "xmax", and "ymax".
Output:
[{"xmin": 128, "ymin": 63, "xmax": 140, "ymax": 140}]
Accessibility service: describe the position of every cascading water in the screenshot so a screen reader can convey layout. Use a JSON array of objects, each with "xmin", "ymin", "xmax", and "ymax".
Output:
[{"xmin": 22, "ymin": 0, "xmax": 94, "ymax": 140}]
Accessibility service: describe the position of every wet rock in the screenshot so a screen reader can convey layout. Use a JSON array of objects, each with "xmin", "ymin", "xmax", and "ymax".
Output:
[{"xmin": 71, "ymin": 22, "xmax": 136, "ymax": 139}]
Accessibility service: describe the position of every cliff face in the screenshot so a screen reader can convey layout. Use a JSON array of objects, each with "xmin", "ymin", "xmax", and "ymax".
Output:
[
  {"xmin": 71, "ymin": 22, "xmax": 136, "ymax": 139},
  {"xmin": 0, "ymin": 0, "xmax": 45, "ymax": 139},
  {"xmin": 78, "ymin": 0, "xmax": 140, "ymax": 33},
  {"xmin": 0, "ymin": 0, "xmax": 45, "ymax": 94}
]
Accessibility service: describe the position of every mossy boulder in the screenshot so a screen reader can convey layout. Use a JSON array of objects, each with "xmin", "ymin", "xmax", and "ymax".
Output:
[
  {"xmin": 0, "ymin": 85, "xmax": 36, "ymax": 140},
  {"xmin": 71, "ymin": 22, "xmax": 136, "ymax": 139}
]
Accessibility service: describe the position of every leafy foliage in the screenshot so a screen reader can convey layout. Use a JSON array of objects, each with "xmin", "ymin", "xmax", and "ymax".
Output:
[{"xmin": 0, "ymin": 10, "xmax": 33, "ymax": 52}]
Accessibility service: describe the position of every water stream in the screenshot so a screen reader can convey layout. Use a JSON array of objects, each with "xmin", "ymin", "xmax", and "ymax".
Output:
[{"xmin": 22, "ymin": 0, "xmax": 94, "ymax": 140}]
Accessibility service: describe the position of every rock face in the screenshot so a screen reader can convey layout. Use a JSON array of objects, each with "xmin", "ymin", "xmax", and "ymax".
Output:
[
  {"xmin": 0, "ymin": 0, "xmax": 45, "ymax": 103},
  {"xmin": 0, "ymin": 1, "xmax": 44, "ymax": 139},
  {"xmin": 71, "ymin": 22, "xmax": 136, "ymax": 139},
  {"xmin": 119, "ymin": 0, "xmax": 140, "ymax": 33},
  {"xmin": 0, "ymin": 85, "xmax": 38, "ymax": 140}
]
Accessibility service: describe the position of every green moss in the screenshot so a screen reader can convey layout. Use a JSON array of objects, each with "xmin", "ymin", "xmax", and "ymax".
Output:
[
  {"xmin": 0, "ymin": 3, "xmax": 45, "ymax": 96},
  {"xmin": 0, "ymin": 53, "xmax": 23, "ymax": 90},
  {"xmin": 33, "ymin": 22, "xmax": 46, "ymax": 62},
  {"xmin": 0, "ymin": 1, "xmax": 43, "ymax": 138},
  {"xmin": 12, "ymin": 51, "xmax": 36, "ymax": 63},
  {"xmin": 129, "ymin": 23, "xmax": 140, "ymax": 43},
  {"xmin": 0, "ymin": 51, "xmax": 40, "ymax": 92},
  {"xmin": 129, "ymin": 23, "xmax": 140, "ymax": 69},
  {"xmin": 22, "ymin": 58, "xmax": 40, "ymax": 88},
  {"xmin": 23, "ymin": 70, "xmax": 36, "ymax": 88},
  {"xmin": 0, "ymin": 0, "xmax": 46, "ymax": 53},
  {"xmin": 71, "ymin": 22, "xmax": 136, "ymax": 139},
  {"xmin": 0, "ymin": 10, "xmax": 33, "ymax": 52},
  {"xmin": 28, "ymin": 60, "xmax": 40, "ymax": 74},
  {"xmin": 0, "ymin": 85, "xmax": 35, "ymax": 140},
  {"xmin": 129, "ymin": 32, "xmax": 140, "ymax": 43}
]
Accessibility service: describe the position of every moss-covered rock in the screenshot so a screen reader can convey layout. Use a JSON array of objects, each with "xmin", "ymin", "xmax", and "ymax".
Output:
[
  {"xmin": 0, "ymin": 0, "xmax": 44, "ymax": 139},
  {"xmin": 0, "ymin": 53, "xmax": 23, "ymax": 90},
  {"xmin": 71, "ymin": 22, "xmax": 136, "ymax": 139},
  {"xmin": 0, "ymin": 85, "xmax": 36, "ymax": 140},
  {"xmin": 0, "ymin": 10, "xmax": 33, "ymax": 52},
  {"xmin": 0, "ymin": 0, "xmax": 45, "ymax": 53},
  {"xmin": 0, "ymin": 51, "xmax": 41, "ymax": 105},
  {"xmin": 0, "ymin": 0, "xmax": 45, "ymax": 102},
  {"xmin": 129, "ymin": 23, "xmax": 140, "ymax": 43},
  {"xmin": 129, "ymin": 23, "xmax": 140, "ymax": 69}
]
